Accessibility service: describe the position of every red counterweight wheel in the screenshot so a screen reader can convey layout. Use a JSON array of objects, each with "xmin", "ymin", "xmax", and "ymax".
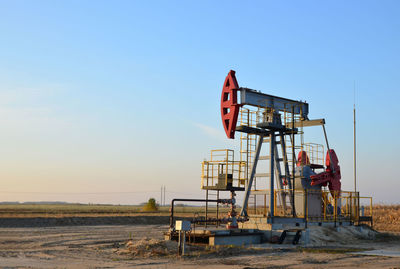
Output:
[
  {"xmin": 325, "ymin": 149, "xmax": 341, "ymax": 196},
  {"xmin": 221, "ymin": 70, "xmax": 241, "ymax": 139},
  {"xmin": 310, "ymin": 149, "xmax": 342, "ymax": 197}
]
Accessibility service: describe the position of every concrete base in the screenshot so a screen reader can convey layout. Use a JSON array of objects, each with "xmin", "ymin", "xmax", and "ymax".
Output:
[
  {"xmin": 308, "ymin": 221, "xmax": 352, "ymax": 227},
  {"xmin": 167, "ymin": 228, "xmax": 264, "ymax": 246},
  {"xmin": 240, "ymin": 216, "xmax": 352, "ymax": 230},
  {"xmin": 166, "ymin": 217, "xmax": 357, "ymax": 247},
  {"xmin": 240, "ymin": 216, "xmax": 306, "ymax": 231},
  {"xmin": 237, "ymin": 216, "xmax": 354, "ymax": 245},
  {"xmin": 209, "ymin": 234, "xmax": 261, "ymax": 246}
]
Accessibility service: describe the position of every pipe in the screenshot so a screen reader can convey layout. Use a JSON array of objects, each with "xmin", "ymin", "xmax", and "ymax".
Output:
[{"xmin": 170, "ymin": 198, "xmax": 224, "ymax": 229}]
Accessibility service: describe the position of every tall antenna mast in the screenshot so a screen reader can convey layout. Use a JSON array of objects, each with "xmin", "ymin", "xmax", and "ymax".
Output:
[{"xmin": 353, "ymin": 81, "xmax": 357, "ymax": 193}]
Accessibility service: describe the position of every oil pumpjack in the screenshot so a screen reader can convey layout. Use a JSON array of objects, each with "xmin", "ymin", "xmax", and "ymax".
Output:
[{"xmin": 167, "ymin": 70, "xmax": 372, "ymax": 246}]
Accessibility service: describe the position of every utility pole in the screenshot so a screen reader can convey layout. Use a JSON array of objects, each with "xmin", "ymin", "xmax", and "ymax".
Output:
[
  {"xmin": 161, "ymin": 186, "xmax": 163, "ymax": 207},
  {"xmin": 163, "ymin": 186, "xmax": 166, "ymax": 206}
]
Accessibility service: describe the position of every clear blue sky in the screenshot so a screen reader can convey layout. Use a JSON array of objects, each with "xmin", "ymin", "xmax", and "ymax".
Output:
[{"xmin": 0, "ymin": 0, "xmax": 399, "ymax": 204}]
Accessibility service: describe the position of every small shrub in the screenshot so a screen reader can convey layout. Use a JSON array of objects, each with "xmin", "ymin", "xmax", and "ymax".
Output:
[{"xmin": 142, "ymin": 198, "xmax": 158, "ymax": 212}]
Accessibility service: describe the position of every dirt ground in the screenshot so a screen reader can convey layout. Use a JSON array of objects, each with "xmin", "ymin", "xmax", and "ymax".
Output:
[{"xmin": 1, "ymin": 224, "xmax": 400, "ymax": 268}]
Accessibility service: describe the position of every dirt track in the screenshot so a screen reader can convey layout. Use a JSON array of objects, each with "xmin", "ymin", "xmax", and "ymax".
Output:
[
  {"xmin": 1, "ymin": 224, "xmax": 400, "ymax": 268},
  {"xmin": 0, "ymin": 225, "xmax": 165, "ymax": 268}
]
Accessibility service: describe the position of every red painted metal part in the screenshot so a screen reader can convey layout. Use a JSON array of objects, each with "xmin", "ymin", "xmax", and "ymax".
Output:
[
  {"xmin": 296, "ymin": 151, "xmax": 310, "ymax": 167},
  {"xmin": 221, "ymin": 70, "xmax": 241, "ymax": 139},
  {"xmin": 310, "ymin": 149, "xmax": 341, "ymax": 196}
]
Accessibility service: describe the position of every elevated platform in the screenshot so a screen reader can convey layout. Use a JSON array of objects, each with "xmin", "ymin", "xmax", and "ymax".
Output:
[
  {"xmin": 202, "ymin": 186, "xmax": 245, "ymax": 191},
  {"xmin": 236, "ymin": 125, "xmax": 298, "ymax": 135}
]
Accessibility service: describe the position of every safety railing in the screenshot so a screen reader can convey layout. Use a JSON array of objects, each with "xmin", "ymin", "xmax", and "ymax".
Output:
[
  {"xmin": 304, "ymin": 143, "xmax": 325, "ymax": 167},
  {"xmin": 239, "ymin": 108, "xmax": 258, "ymax": 182},
  {"xmin": 359, "ymin": 196, "xmax": 373, "ymax": 217},
  {"xmin": 283, "ymin": 104, "xmax": 305, "ymax": 170},
  {"xmin": 239, "ymin": 108, "xmax": 258, "ymax": 127},
  {"xmin": 247, "ymin": 189, "xmax": 373, "ymax": 224},
  {"xmin": 201, "ymin": 149, "xmax": 247, "ymax": 190}
]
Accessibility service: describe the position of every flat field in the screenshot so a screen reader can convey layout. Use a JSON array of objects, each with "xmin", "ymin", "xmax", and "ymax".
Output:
[
  {"xmin": 0, "ymin": 204, "xmax": 225, "ymax": 217},
  {"xmin": 0, "ymin": 204, "xmax": 399, "ymax": 268},
  {"xmin": 373, "ymin": 204, "xmax": 400, "ymax": 232},
  {"xmin": 0, "ymin": 204, "xmax": 165, "ymax": 217},
  {"xmin": 0, "ymin": 204, "xmax": 398, "ymax": 231}
]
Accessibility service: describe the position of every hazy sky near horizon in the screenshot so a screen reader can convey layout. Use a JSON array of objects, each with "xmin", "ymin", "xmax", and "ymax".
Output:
[{"xmin": 0, "ymin": 0, "xmax": 399, "ymax": 204}]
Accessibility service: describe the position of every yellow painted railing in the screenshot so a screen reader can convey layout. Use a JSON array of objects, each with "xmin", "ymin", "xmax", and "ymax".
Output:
[
  {"xmin": 201, "ymin": 149, "xmax": 247, "ymax": 190},
  {"xmin": 247, "ymin": 189, "xmax": 373, "ymax": 224}
]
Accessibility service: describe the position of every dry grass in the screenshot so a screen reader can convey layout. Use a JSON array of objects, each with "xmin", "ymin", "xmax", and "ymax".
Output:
[
  {"xmin": 373, "ymin": 204, "xmax": 400, "ymax": 232},
  {"xmin": 0, "ymin": 204, "xmax": 147, "ymax": 218},
  {"xmin": 2, "ymin": 204, "xmax": 399, "ymax": 233},
  {"xmin": 0, "ymin": 204, "xmax": 227, "ymax": 218}
]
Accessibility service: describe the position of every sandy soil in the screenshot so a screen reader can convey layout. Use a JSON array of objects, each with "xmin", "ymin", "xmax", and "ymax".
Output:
[{"xmin": 1, "ymin": 224, "xmax": 400, "ymax": 268}]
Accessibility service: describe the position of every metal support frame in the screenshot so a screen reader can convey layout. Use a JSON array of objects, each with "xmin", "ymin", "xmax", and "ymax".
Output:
[
  {"xmin": 240, "ymin": 134, "xmax": 264, "ymax": 217},
  {"xmin": 273, "ymin": 138, "xmax": 287, "ymax": 213},
  {"xmin": 238, "ymin": 124, "xmax": 298, "ymax": 217},
  {"xmin": 285, "ymin": 118, "xmax": 325, "ymax": 128},
  {"xmin": 270, "ymin": 132, "xmax": 275, "ymax": 219},
  {"xmin": 216, "ymin": 191, "xmax": 219, "ymax": 227},
  {"xmin": 279, "ymin": 132, "xmax": 294, "ymax": 214},
  {"xmin": 205, "ymin": 190, "xmax": 208, "ymax": 228},
  {"xmin": 239, "ymin": 88, "xmax": 309, "ymax": 119},
  {"xmin": 291, "ymin": 107, "xmax": 296, "ymax": 218}
]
